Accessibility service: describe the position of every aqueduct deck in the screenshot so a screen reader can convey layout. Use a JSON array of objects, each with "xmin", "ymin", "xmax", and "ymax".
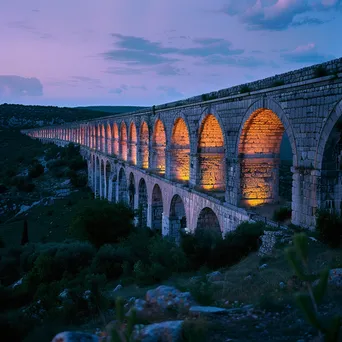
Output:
[{"xmin": 22, "ymin": 58, "xmax": 342, "ymax": 235}]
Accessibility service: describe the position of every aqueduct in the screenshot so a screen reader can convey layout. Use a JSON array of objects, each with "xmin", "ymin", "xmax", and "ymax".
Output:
[{"xmin": 23, "ymin": 58, "xmax": 342, "ymax": 238}]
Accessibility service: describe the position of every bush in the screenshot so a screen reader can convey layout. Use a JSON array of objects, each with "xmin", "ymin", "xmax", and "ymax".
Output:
[
  {"xmin": 181, "ymin": 221, "xmax": 265, "ymax": 269},
  {"xmin": 240, "ymin": 85, "xmax": 251, "ymax": 93},
  {"xmin": 10, "ymin": 176, "xmax": 35, "ymax": 192},
  {"xmin": 28, "ymin": 163, "xmax": 44, "ymax": 178},
  {"xmin": 314, "ymin": 65, "xmax": 329, "ymax": 78},
  {"xmin": 273, "ymin": 206, "xmax": 292, "ymax": 222},
  {"xmin": 68, "ymin": 156, "xmax": 87, "ymax": 171},
  {"xmin": 316, "ymin": 209, "xmax": 342, "ymax": 248},
  {"xmin": 70, "ymin": 173, "xmax": 88, "ymax": 188},
  {"xmin": 69, "ymin": 201, "xmax": 135, "ymax": 248}
]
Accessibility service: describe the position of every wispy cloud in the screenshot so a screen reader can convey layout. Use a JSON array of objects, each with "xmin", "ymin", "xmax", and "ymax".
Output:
[{"xmin": 0, "ymin": 75, "xmax": 43, "ymax": 97}]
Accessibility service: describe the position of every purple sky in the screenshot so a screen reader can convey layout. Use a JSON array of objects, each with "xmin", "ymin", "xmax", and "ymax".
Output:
[{"xmin": 1, "ymin": 0, "xmax": 341, "ymax": 107}]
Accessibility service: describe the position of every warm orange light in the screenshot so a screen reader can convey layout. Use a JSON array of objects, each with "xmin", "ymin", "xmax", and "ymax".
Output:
[
  {"xmin": 152, "ymin": 119, "xmax": 166, "ymax": 174},
  {"xmin": 198, "ymin": 114, "xmax": 225, "ymax": 191},
  {"xmin": 120, "ymin": 122, "xmax": 127, "ymax": 161},
  {"xmin": 113, "ymin": 123, "xmax": 119, "ymax": 155},
  {"xmin": 129, "ymin": 122, "xmax": 137, "ymax": 165},
  {"xmin": 140, "ymin": 121, "xmax": 149, "ymax": 169}
]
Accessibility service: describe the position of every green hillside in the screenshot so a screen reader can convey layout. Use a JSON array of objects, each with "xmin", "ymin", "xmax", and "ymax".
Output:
[{"xmin": 76, "ymin": 106, "xmax": 148, "ymax": 114}]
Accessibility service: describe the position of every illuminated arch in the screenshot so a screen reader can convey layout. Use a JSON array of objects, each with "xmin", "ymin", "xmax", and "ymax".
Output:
[
  {"xmin": 113, "ymin": 123, "xmax": 119, "ymax": 156},
  {"xmin": 152, "ymin": 119, "xmax": 166, "ymax": 174},
  {"xmin": 129, "ymin": 122, "xmax": 137, "ymax": 165},
  {"xmin": 196, "ymin": 207, "xmax": 221, "ymax": 235},
  {"xmin": 198, "ymin": 114, "xmax": 225, "ymax": 191},
  {"xmin": 140, "ymin": 121, "xmax": 149, "ymax": 169},
  {"xmin": 238, "ymin": 108, "xmax": 285, "ymax": 206},
  {"xmin": 107, "ymin": 123, "xmax": 112, "ymax": 154},
  {"xmin": 120, "ymin": 122, "xmax": 127, "ymax": 161},
  {"xmin": 171, "ymin": 117, "xmax": 190, "ymax": 182}
]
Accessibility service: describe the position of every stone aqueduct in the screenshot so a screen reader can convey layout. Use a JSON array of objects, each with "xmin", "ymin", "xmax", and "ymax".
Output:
[{"xmin": 23, "ymin": 58, "xmax": 342, "ymax": 237}]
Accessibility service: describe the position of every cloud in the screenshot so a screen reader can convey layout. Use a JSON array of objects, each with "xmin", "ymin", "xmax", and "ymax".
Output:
[
  {"xmin": 104, "ymin": 67, "xmax": 144, "ymax": 75},
  {"xmin": 7, "ymin": 20, "xmax": 54, "ymax": 40},
  {"xmin": 222, "ymin": 0, "xmax": 341, "ymax": 30},
  {"xmin": 101, "ymin": 34, "xmax": 243, "ymax": 66},
  {"xmin": 0, "ymin": 75, "xmax": 43, "ymax": 98},
  {"xmin": 157, "ymin": 86, "xmax": 184, "ymax": 99},
  {"xmin": 108, "ymin": 84, "xmax": 147, "ymax": 94},
  {"xmin": 155, "ymin": 64, "xmax": 190, "ymax": 76},
  {"xmin": 281, "ymin": 43, "xmax": 335, "ymax": 63}
]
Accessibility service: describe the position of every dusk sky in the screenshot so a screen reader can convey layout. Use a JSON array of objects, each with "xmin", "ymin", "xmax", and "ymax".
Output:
[{"xmin": 1, "ymin": 0, "xmax": 341, "ymax": 107}]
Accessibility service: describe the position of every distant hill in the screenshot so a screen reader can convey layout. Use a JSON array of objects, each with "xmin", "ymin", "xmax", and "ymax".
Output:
[
  {"xmin": 76, "ymin": 106, "xmax": 148, "ymax": 114},
  {"xmin": 0, "ymin": 103, "xmax": 130, "ymax": 129}
]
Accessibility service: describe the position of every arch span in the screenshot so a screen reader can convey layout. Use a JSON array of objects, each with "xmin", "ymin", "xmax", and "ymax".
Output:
[
  {"xmin": 128, "ymin": 172, "xmax": 136, "ymax": 210},
  {"xmin": 198, "ymin": 114, "xmax": 225, "ymax": 191},
  {"xmin": 120, "ymin": 122, "xmax": 128, "ymax": 161},
  {"xmin": 151, "ymin": 184, "xmax": 163, "ymax": 233},
  {"xmin": 113, "ymin": 123, "xmax": 119, "ymax": 156},
  {"xmin": 138, "ymin": 178, "xmax": 148, "ymax": 228},
  {"xmin": 118, "ymin": 168, "xmax": 128, "ymax": 203},
  {"xmin": 196, "ymin": 207, "xmax": 221, "ymax": 235},
  {"xmin": 106, "ymin": 123, "xmax": 112, "ymax": 155},
  {"xmin": 169, "ymin": 194, "xmax": 187, "ymax": 241},
  {"xmin": 140, "ymin": 121, "xmax": 149, "ymax": 169},
  {"xmin": 171, "ymin": 117, "xmax": 190, "ymax": 182},
  {"xmin": 129, "ymin": 122, "xmax": 137, "ymax": 165},
  {"xmin": 152, "ymin": 119, "xmax": 166, "ymax": 174}
]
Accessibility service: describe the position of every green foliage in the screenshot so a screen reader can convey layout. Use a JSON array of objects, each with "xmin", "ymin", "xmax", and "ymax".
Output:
[
  {"xmin": 110, "ymin": 296, "xmax": 137, "ymax": 342},
  {"xmin": 10, "ymin": 176, "xmax": 35, "ymax": 192},
  {"xmin": 68, "ymin": 155, "xmax": 87, "ymax": 171},
  {"xmin": 315, "ymin": 209, "xmax": 342, "ymax": 248},
  {"xmin": 273, "ymin": 206, "xmax": 292, "ymax": 222},
  {"xmin": 240, "ymin": 85, "xmax": 251, "ymax": 93},
  {"xmin": 285, "ymin": 233, "xmax": 341, "ymax": 341},
  {"xmin": 181, "ymin": 221, "xmax": 265, "ymax": 269},
  {"xmin": 182, "ymin": 317, "xmax": 210, "ymax": 342},
  {"xmin": 21, "ymin": 219, "xmax": 29, "ymax": 245},
  {"xmin": 186, "ymin": 275, "xmax": 215, "ymax": 306},
  {"xmin": 314, "ymin": 65, "xmax": 329, "ymax": 78},
  {"xmin": 28, "ymin": 163, "xmax": 44, "ymax": 178},
  {"xmin": 69, "ymin": 172, "xmax": 88, "ymax": 188},
  {"xmin": 69, "ymin": 200, "xmax": 135, "ymax": 248},
  {"xmin": 271, "ymin": 79, "xmax": 285, "ymax": 87},
  {"xmin": 0, "ymin": 235, "xmax": 4, "ymax": 248}
]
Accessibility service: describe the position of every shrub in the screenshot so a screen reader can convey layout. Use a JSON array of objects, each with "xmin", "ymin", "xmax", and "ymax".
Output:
[
  {"xmin": 316, "ymin": 209, "xmax": 342, "ymax": 248},
  {"xmin": 68, "ymin": 156, "xmax": 87, "ymax": 171},
  {"xmin": 11, "ymin": 176, "xmax": 35, "ymax": 192},
  {"xmin": 69, "ymin": 201, "xmax": 135, "ymax": 248},
  {"xmin": 46, "ymin": 159, "xmax": 67, "ymax": 169},
  {"xmin": 271, "ymin": 79, "xmax": 285, "ymax": 87},
  {"xmin": 314, "ymin": 65, "xmax": 329, "ymax": 78},
  {"xmin": 28, "ymin": 163, "xmax": 44, "ymax": 178},
  {"xmin": 273, "ymin": 206, "xmax": 292, "ymax": 222},
  {"xmin": 240, "ymin": 85, "xmax": 251, "ymax": 93},
  {"xmin": 70, "ymin": 173, "xmax": 88, "ymax": 188}
]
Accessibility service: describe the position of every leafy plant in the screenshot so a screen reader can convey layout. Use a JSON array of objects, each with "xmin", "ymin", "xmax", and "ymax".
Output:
[
  {"xmin": 285, "ymin": 233, "xmax": 341, "ymax": 341},
  {"xmin": 315, "ymin": 209, "xmax": 342, "ymax": 248},
  {"xmin": 271, "ymin": 79, "xmax": 285, "ymax": 87},
  {"xmin": 240, "ymin": 85, "xmax": 251, "ymax": 94},
  {"xmin": 314, "ymin": 65, "xmax": 329, "ymax": 78}
]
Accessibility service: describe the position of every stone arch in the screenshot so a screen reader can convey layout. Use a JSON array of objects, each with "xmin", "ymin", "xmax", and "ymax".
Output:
[
  {"xmin": 129, "ymin": 122, "xmax": 137, "ymax": 165},
  {"xmin": 101, "ymin": 124, "xmax": 105, "ymax": 152},
  {"xmin": 315, "ymin": 99, "xmax": 342, "ymax": 213},
  {"xmin": 100, "ymin": 159, "xmax": 105, "ymax": 198},
  {"xmin": 237, "ymin": 99, "xmax": 297, "ymax": 208},
  {"xmin": 196, "ymin": 207, "xmax": 221, "ymax": 235},
  {"xmin": 105, "ymin": 160, "xmax": 111, "ymax": 200},
  {"xmin": 120, "ymin": 122, "xmax": 128, "ymax": 161},
  {"xmin": 152, "ymin": 119, "xmax": 166, "ymax": 174},
  {"xmin": 113, "ymin": 123, "xmax": 119, "ymax": 156},
  {"xmin": 169, "ymin": 194, "xmax": 187, "ymax": 241},
  {"xmin": 95, "ymin": 156, "xmax": 101, "ymax": 198},
  {"xmin": 111, "ymin": 166, "xmax": 117, "ymax": 203},
  {"xmin": 171, "ymin": 117, "xmax": 190, "ymax": 182},
  {"xmin": 107, "ymin": 123, "xmax": 112, "ymax": 155},
  {"xmin": 198, "ymin": 114, "xmax": 226, "ymax": 191},
  {"xmin": 140, "ymin": 121, "xmax": 149, "ymax": 169},
  {"xmin": 151, "ymin": 184, "xmax": 163, "ymax": 233},
  {"xmin": 118, "ymin": 167, "xmax": 128, "ymax": 203},
  {"xmin": 128, "ymin": 172, "xmax": 136, "ymax": 210},
  {"xmin": 138, "ymin": 178, "xmax": 148, "ymax": 228}
]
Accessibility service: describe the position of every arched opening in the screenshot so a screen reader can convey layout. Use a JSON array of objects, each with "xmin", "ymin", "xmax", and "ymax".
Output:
[
  {"xmin": 107, "ymin": 124, "xmax": 112, "ymax": 155},
  {"xmin": 196, "ymin": 207, "xmax": 221, "ymax": 235},
  {"xmin": 120, "ymin": 122, "xmax": 128, "ymax": 161},
  {"xmin": 105, "ymin": 161, "xmax": 111, "ymax": 200},
  {"xmin": 319, "ymin": 116, "xmax": 342, "ymax": 214},
  {"xmin": 169, "ymin": 194, "xmax": 187, "ymax": 241},
  {"xmin": 128, "ymin": 173, "xmax": 136, "ymax": 210},
  {"xmin": 151, "ymin": 184, "xmax": 163, "ymax": 234},
  {"xmin": 113, "ymin": 123, "xmax": 119, "ymax": 156},
  {"xmin": 97, "ymin": 124, "xmax": 102, "ymax": 151},
  {"xmin": 140, "ymin": 121, "xmax": 149, "ymax": 169},
  {"xmin": 238, "ymin": 108, "xmax": 287, "ymax": 208},
  {"xmin": 138, "ymin": 178, "xmax": 148, "ymax": 228},
  {"xmin": 118, "ymin": 168, "xmax": 128, "ymax": 203},
  {"xmin": 100, "ymin": 159, "xmax": 105, "ymax": 198},
  {"xmin": 95, "ymin": 156, "xmax": 100, "ymax": 198},
  {"xmin": 152, "ymin": 119, "xmax": 166, "ymax": 175},
  {"xmin": 129, "ymin": 122, "xmax": 137, "ymax": 165},
  {"xmin": 171, "ymin": 118, "xmax": 190, "ymax": 182},
  {"xmin": 198, "ymin": 114, "xmax": 225, "ymax": 193},
  {"xmin": 111, "ymin": 169, "xmax": 117, "ymax": 203}
]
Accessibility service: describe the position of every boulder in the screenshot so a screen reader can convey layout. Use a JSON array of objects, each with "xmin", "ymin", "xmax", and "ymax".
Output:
[
  {"xmin": 51, "ymin": 331, "xmax": 99, "ymax": 342},
  {"xmin": 206, "ymin": 271, "xmax": 224, "ymax": 282},
  {"xmin": 132, "ymin": 320, "xmax": 184, "ymax": 342}
]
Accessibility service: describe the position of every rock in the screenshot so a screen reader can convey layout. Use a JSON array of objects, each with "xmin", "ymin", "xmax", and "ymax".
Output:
[
  {"xmin": 328, "ymin": 268, "xmax": 342, "ymax": 287},
  {"xmin": 113, "ymin": 284, "xmax": 122, "ymax": 292},
  {"xmin": 279, "ymin": 281, "xmax": 285, "ymax": 289},
  {"xmin": 61, "ymin": 179, "xmax": 71, "ymax": 186},
  {"xmin": 244, "ymin": 275, "xmax": 252, "ymax": 280},
  {"xmin": 189, "ymin": 306, "xmax": 228, "ymax": 316},
  {"xmin": 83, "ymin": 290, "xmax": 91, "ymax": 301},
  {"xmin": 51, "ymin": 331, "xmax": 99, "ymax": 342},
  {"xmin": 11, "ymin": 277, "xmax": 23, "ymax": 288},
  {"xmin": 132, "ymin": 320, "xmax": 184, "ymax": 342},
  {"xmin": 259, "ymin": 263, "xmax": 268, "ymax": 269},
  {"xmin": 59, "ymin": 289, "xmax": 69, "ymax": 300},
  {"xmin": 206, "ymin": 271, "xmax": 224, "ymax": 282}
]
